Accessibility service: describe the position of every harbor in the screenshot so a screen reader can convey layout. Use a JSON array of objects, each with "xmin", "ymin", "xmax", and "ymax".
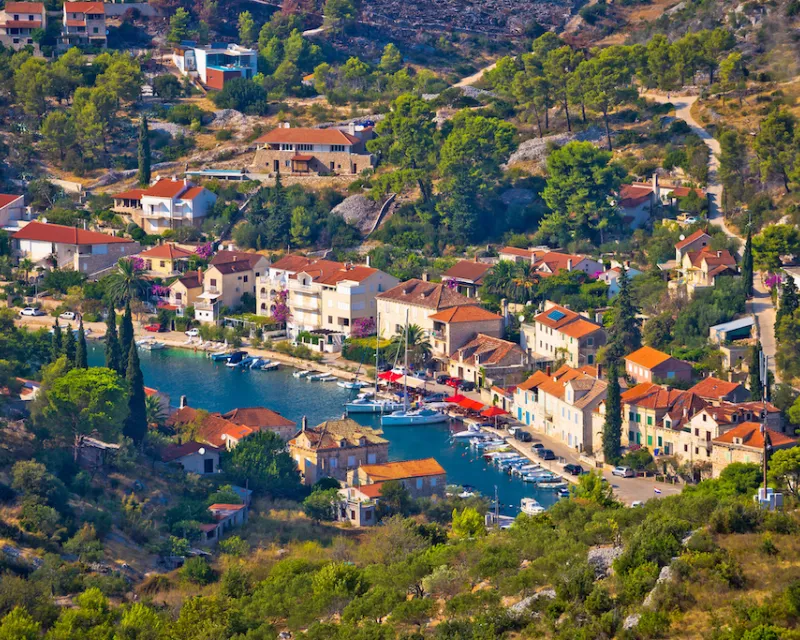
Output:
[{"xmin": 87, "ymin": 344, "xmax": 565, "ymax": 515}]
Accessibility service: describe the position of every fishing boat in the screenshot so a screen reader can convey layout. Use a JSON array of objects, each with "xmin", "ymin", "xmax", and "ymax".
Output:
[
  {"xmin": 138, "ymin": 339, "xmax": 165, "ymax": 351},
  {"xmin": 210, "ymin": 351, "xmax": 233, "ymax": 362},
  {"xmin": 292, "ymin": 369, "xmax": 312, "ymax": 378},
  {"xmin": 225, "ymin": 351, "xmax": 248, "ymax": 367},
  {"xmin": 557, "ymin": 488, "xmax": 571, "ymax": 498},
  {"xmin": 520, "ymin": 498, "xmax": 546, "ymax": 516}
]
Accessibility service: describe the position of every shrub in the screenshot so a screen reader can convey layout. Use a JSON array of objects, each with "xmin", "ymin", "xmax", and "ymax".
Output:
[
  {"xmin": 215, "ymin": 129, "xmax": 233, "ymax": 141},
  {"xmin": 709, "ymin": 503, "xmax": 761, "ymax": 534},
  {"xmin": 621, "ymin": 561, "xmax": 659, "ymax": 604},
  {"xmin": 179, "ymin": 557, "xmax": 215, "ymax": 585},
  {"xmin": 218, "ymin": 535, "xmax": 249, "ymax": 557},
  {"xmin": 635, "ymin": 610, "xmax": 671, "ymax": 638},
  {"xmin": 760, "ymin": 533, "xmax": 779, "ymax": 556},
  {"xmin": 166, "ymin": 104, "xmax": 210, "ymax": 125}
]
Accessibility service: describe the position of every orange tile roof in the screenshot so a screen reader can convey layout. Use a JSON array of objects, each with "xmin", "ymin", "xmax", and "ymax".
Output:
[
  {"xmin": 534, "ymin": 303, "xmax": 604, "ymax": 338},
  {"xmin": 63, "ymin": 2, "xmax": 104, "ymax": 13},
  {"xmin": 256, "ymin": 127, "xmax": 359, "ymax": 146},
  {"xmin": 621, "ymin": 382, "xmax": 691, "ymax": 411},
  {"xmin": 713, "ymin": 422, "xmax": 796, "ymax": 448},
  {"xmin": 452, "ymin": 333, "xmax": 525, "ymax": 366},
  {"xmin": 429, "ymin": 305, "xmax": 502, "ymax": 324},
  {"xmin": 517, "ymin": 369, "xmax": 551, "ymax": 391},
  {"xmin": 355, "ymin": 483, "xmax": 385, "ymax": 499},
  {"xmin": 5, "ymin": 2, "xmax": 45, "ymax": 12},
  {"xmin": 532, "ymin": 251, "xmax": 592, "ymax": 273},
  {"xmin": 12, "ymin": 221, "xmax": 132, "ymax": 245},
  {"xmin": 0, "ymin": 194, "xmax": 23, "ymax": 208},
  {"xmin": 208, "ymin": 503, "xmax": 246, "ymax": 511},
  {"xmin": 271, "ymin": 254, "xmax": 314, "ymax": 272},
  {"xmin": 221, "ymin": 407, "xmax": 295, "ymax": 430},
  {"xmin": 4, "ymin": 19, "xmax": 40, "ymax": 26},
  {"xmin": 168, "ymin": 406, "xmax": 253, "ymax": 448},
  {"xmin": 499, "ymin": 246, "xmax": 535, "ymax": 258},
  {"xmin": 113, "ymin": 188, "xmax": 146, "ymax": 201},
  {"xmin": 675, "ymin": 229, "xmax": 710, "ymax": 250},
  {"xmin": 625, "ymin": 346, "xmax": 672, "ymax": 370},
  {"xmin": 65, "ymin": 18, "xmax": 84, "ymax": 26},
  {"xmin": 688, "ymin": 377, "xmax": 744, "ymax": 400},
  {"xmin": 211, "ymin": 250, "xmax": 267, "ymax": 269},
  {"xmin": 359, "ymin": 458, "xmax": 445, "ymax": 481},
  {"xmin": 142, "ymin": 178, "xmax": 189, "ymax": 199},
  {"xmin": 139, "ymin": 243, "xmax": 194, "ymax": 260},
  {"xmin": 442, "ymin": 260, "xmax": 492, "ymax": 283},
  {"xmin": 181, "ymin": 186, "xmax": 205, "ymax": 200},
  {"xmin": 535, "ymin": 367, "xmax": 586, "ymax": 400},
  {"xmin": 618, "ymin": 183, "xmax": 652, "ymax": 208},
  {"xmin": 377, "ymin": 279, "xmax": 478, "ymax": 310}
]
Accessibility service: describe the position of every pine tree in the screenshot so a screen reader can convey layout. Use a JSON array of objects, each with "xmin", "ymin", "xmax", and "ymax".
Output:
[
  {"xmin": 602, "ymin": 360, "xmax": 622, "ymax": 464},
  {"xmin": 137, "ymin": 114, "xmax": 151, "ymax": 187},
  {"xmin": 120, "ymin": 302, "xmax": 134, "ymax": 375},
  {"xmin": 51, "ymin": 319, "xmax": 63, "ymax": 362},
  {"xmin": 105, "ymin": 308, "xmax": 121, "ymax": 374},
  {"xmin": 124, "ymin": 340, "xmax": 147, "ymax": 444},
  {"xmin": 607, "ymin": 267, "xmax": 641, "ymax": 361},
  {"xmin": 742, "ymin": 224, "xmax": 753, "ymax": 297},
  {"xmin": 749, "ymin": 341, "xmax": 763, "ymax": 401},
  {"xmin": 64, "ymin": 325, "xmax": 76, "ymax": 365},
  {"xmin": 776, "ymin": 276, "xmax": 799, "ymax": 327},
  {"xmin": 76, "ymin": 317, "xmax": 88, "ymax": 369}
]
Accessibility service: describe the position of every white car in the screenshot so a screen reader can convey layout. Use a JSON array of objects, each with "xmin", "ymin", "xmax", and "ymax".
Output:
[
  {"xmin": 631, "ymin": 501, "xmax": 644, "ymax": 508},
  {"xmin": 59, "ymin": 311, "xmax": 76, "ymax": 320},
  {"xmin": 20, "ymin": 307, "xmax": 44, "ymax": 317},
  {"xmin": 185, "ymin": 328, "xmax": 200, "ymax": 337},
  {"xmin": 612, "ymin": 466, "xmax": 635, "ymax": 478}
]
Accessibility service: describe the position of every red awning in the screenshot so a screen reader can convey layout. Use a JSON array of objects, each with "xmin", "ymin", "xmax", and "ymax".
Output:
[
  {"xmin": 444, "ymin": 394, "xmax": 466, "ymax": 403},
  {"xmin": 292, "ymin": 154, "xmax": 313, "ymax": 162},
  {"xmin": 481, "ymin": 406, "xmax": 509, "ymax": 418},
  {"xmin": 459, "ymin": 398, "xmax": 485, "ymax": 411},
  {"xmin": 378, "ymin": 371, "xmax": 402, "ymax": 383}
]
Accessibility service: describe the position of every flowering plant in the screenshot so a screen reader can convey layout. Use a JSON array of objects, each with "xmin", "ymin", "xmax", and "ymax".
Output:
[
  {"xmin": 765, "ymin": 273, "xmax": 782, "ymax": 290},
  {"xmin": 127, "ymin": 256, "xmax": 146, "ymax": 271},
  {"xmin": 151, "ymin": 284, "xmax": 170, "ymax": 297},
  {"xmin": 352, "ymin": 316, "xmax": 376, "ymax": 338},
  {"xmin": 195, "ymin": 243, "xmax": 213, "ymax": 260},
  {"xmin": 272, "ymin": 289, "xmax": 291, "ymax": 324}
]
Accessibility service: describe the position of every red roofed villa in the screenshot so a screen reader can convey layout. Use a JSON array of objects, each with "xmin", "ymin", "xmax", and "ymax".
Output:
[
  {"xmin": 0, "ymin": 2, "xmax": 45, "ymax": 51},
  {"xmin": 711, "ymin": 422, "xmax": 797, "ymax": 477},
  {"xmin": 62, "ymin": 1, "xmax": 106, "ymax": 47}
]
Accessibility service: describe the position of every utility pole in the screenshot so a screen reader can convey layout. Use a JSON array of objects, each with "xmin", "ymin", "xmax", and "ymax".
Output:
[{"xmin": 761, "ymin": 351, "xmax": 771, "ymax": 492}]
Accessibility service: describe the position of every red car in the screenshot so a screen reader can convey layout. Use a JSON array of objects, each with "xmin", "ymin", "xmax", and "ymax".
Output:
[
  {"xmin": 144, "ymin": 323, "xmax": 163, "ymax": 332},
  {"xmin": 446, "ymin": 377, "xmax": 463, "ymax": 389}
]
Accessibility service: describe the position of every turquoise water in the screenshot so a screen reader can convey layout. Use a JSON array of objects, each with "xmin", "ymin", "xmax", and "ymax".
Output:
[{"xmin": 88, "ymin": 345, "xmax": 558, "ymax": 515}]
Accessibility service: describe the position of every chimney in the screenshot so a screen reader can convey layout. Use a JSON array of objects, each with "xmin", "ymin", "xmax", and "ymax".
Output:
[
  {"xmin": 596, "ymin": 363, "xmax": 602, "ymax": 379},
  {"xmin": 197, "ymin": 266, "xmax": 203, "ymax": 282},
  {"xmin": 301, "ymin": 416, "xmax": 307, "ymax": 431},
  {"xmin": 717, "ymin": 251, "xmax": 722, "ymax": 258},
  {"xmin": 474, "ymin": 252, "xmax": 479, "ymax": 262},
  {"xmin": 180, "ymin": 395, "xmax": 188, "ymax": 408},
  {"xmin": 545, "ymin": 365, "xmax": 551, "ymax": 376},
  {"xmin": 366, "ymin": 255, "xmax": 370, "ymax": 267},
  {"xmin": 566, "ymin": 259, "xmax": 572, "ymax": 271},
  {"xmin": 421, "ymin": 271, "xmax": 429, "ymax": 282},
  {"xmin": 172, "ymin": 176, "xmax": 177, "ymax": 182},
  {"xmin": 652, "ymin": 172, "xmax": 659, "ymax": 196},
  {"xmin": 348, "ymin": 122, "xmax": 356, "ymax": 136}
]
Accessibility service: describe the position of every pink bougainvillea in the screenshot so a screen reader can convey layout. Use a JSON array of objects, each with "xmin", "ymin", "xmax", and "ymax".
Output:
[
  {"xmin": 272, "ymin": 289, "xmax": 291, "ymax": 325},
  {"xmin": 445, "ymin": 278, "xmax": 458, "ymax": 290},
  {"xmin": 127, "ymin": 256, "xmax": 146, "ymax": 271},
  {"xmin": 765, "ymin": 273, "xmax": 782, "ymax": 290},
  {"xmin": 195, "ymin": 243, "xmax": 213, "ymax": 260},
  {"xmin": 151, "ymin": 284, "xmax": 170, "ymax": 297},
  {"xmin": 352, "ymin": 316, "xmax": 376, "ymax": 338}
]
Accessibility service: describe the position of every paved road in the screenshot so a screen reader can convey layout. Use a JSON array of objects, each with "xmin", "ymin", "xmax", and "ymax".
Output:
[{"xmin": 644, "ymin": 91, "xmax": 778, "ymax": 378}]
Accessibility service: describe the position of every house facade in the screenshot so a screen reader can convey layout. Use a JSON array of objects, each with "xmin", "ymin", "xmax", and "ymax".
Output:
[
  {"xmin": 0, "ymin": 2, "xmax": 45, "ymax": 52},
  {"xmin": 12, "ymin": 221, "xmax": 139, "ymax": 275},
  {"xmin": 711, "ymin": 423, "xmax": 796, "ymax": 477},
  {"xmin": 350, "ymin": 458, "xmax": 446, "ymax": 499},
  {"xmin": 112, "ymin": 178, "xmax": 217, "ymax": 235},
  {"xmin": 253, "ymin": 124, "xmax": 375, "ymax": 175},
  {"xmin": 195, "ymin": 251, "xmax": 269, "ymax": 324},
  {"xmin": 200, "ymin": 503, "xmax": 249, "ymax": 545},
  {"xmin": 441, "ymin": 260, "xmax": 492, "ymax": 298},
  {"xmin": 62, "ymin": 1, "xmax": 106, "ymax": 47},
  {"xmin": 168, "ymin": 271, "xmax": 203, "ymax": 312},
  {"xmin": 428, "ymin": 305, "xmax": 505, "ymax": 359},
  {"xmin": 598, "ymin": 264, "xmax": 642, "ymax": 297},
  {"xmin": 160, "ymin": 441, "xmax": 221, "ymax": 475},
  {"xmin": 624, "ymin": 346, "xmax": 694, "ymax": 384},
  {"xmin": 288, "ymin": 419, "xmax": 389, "ymax": 485},
  {"xmin": 138, "ymin": 243, "xmax": 194, "ymax": 276},
  {"xmin": 520, "ymin": 302, "xmax": 606, "ymax": 368},
  {"xmin": 0, "ymin": 193, "xmax": 30, "ymax": 230},
  {"xmin": 447, "ymin": 333, "xmax": 528, "ymax": 389},
  {"xmin": 172, "ymin": 42, "xmax": 257, "ymax": 89},
  {"xmin": 688, "ymin": 377, "xmax": 750, "ymax": 403},
  {"xmin": 678, "ymin": 246, "xmax": 737, "ymax": 290}
]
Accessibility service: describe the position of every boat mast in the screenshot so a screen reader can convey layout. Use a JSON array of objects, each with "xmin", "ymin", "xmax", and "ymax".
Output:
[
  {"xmin": 403, "ymin": 309, "xmax": 409, "ymax": 412},
  {"xmin": 374, "ymin": 311, "xmax": 380, "ymax": 398}
]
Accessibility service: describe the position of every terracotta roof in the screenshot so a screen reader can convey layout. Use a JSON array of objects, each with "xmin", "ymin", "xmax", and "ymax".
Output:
[
  {"xmin": 63, "ymin": 2, "xmax": 104, "ymax": 13},
  {"xmin": 271, "ymin": 254, "xmax": 314, "ymax": 272},
  {"xmin": 451, "ymin": 333, "xmax": 525, "ymax": 366},
  {"xmin": 713, "ymin": 422, "xmax": 796, "ymax": 448},
  {"xmin": 429, "ymin": 305, "xmax": 502, "ymax": 324},
  {"xmin": 354, "ymin": 483, "xmax": 385, "ymax": 499},
  {"xmin": 377, "ymin": 279, "xmax": 478, "ymax": 310},
  {"xmin": 442, "ymin": 260, "xmax": 492, "ymax": 284},
  {"xmin": 291, "ymin": 154, "xmax": 313, "ymax": 161},
  {"xmin": 662, "ymin": 391, "xmax": 707, "ymax": 429},
  {"xmin": 139, "ymin": 243, "xmax": 194, "ymax": 260},
  {"xmin": 256, "ymin": 127, "xmax": 360, "ymax": 146},
  {"xmin": 625, "ymin": 346, "xmax": 673, "ymax": 370},
  {"xmin": 297, "ymin": 260, "xmax": 378, "ymax": 285},
  {"xmin": 359, "ymin": 458, "xmax": 445, "ymax": 481},
  {"xmin": 12, "ymin": 221, "xmax": 132, "ymax": 245},
  {"xmin": 535, "ymin": 366, "xmax": 586, "ymax": 400},
  {"xmin": 174, "ymin": 272, "xmax": 202, "ymax": 289},
  {"xmin": 113, "ymin": 188, "xmax": 146, "ymax": 201},
  {"xmin": 65, "ymin": 18, "xmax": 83, "ymax": 26},
  {"xmin": 688, "ymin": 377, "xmax": 744, "ymax": 401},
  {"xmin": 211, "ymin": 250, "xmax": 266, "ymax": 269},
  {"xmin": 160, "ymin": 441, "xmax": 219, "ymax": 463},
  {"xmin": 675, "ymin": 229, "xmax": 711, "ymax": 250},
  {"xmin": 532, "ymin": 252, "xmax": 592, "ymax": 273},
  {"xmin": 618, "ymin": 183, "xmax": 653, "ymax": 209},
  {"xmin": 213, "ymin": 261, "xmax": 258, "ymax": 275},
  {"xmin": 667, "ymin": 185, "xmax": 706, "ymax": 198},
  {"xmin": 142, "ymin": 178, "xmax": 189, "ymax": 199},
  {"xmin": 289, "ymin": 418, "xmax": 387, "ymax": 451},
  {"xmin": 5, "ymin": 2, "xmax": 45, "ymax": 12},
  {"xmin": 499, "ymin": 246, "xmax": 535, "ymax": 258},
  {"xmin": 181, "ymin": 186, "xmax": 206, "ymax": 200},
  {"xmin": 517, "ymin": 369, "xmax": 552, "ymax": 391},
  {"xmin": 208, "ymin": 503, "xmax": 246, "ymax": 511},
  {"xmin": 221, "ymin": 407, "xmax": 295, "ymax": 431},
  {"xmin": 4, "ymin": 20, "xmax": 40, "ymax": 27},
  {"xmin": 534, "ymin": 303, "xmax": 604, "ymax": 339},
  {"xmin": 0, "ymin": 194, "xmax": 23, "ymax": 208},
  {"xmin": 686, "ymin": 246, "xmax": 736, "ymax": 269},
  {"xmin": 621, "ymin": 382, "xmax": 691, "ymax": 411},
  {"xmin": 167, "ymin": 406, "xmax": 254, "ymax": 448}
]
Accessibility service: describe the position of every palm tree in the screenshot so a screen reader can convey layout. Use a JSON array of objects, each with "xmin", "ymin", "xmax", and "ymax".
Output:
[
  {"xmin": 106, "ymin": 258, "xmax": 148, "ymax": 305},
  {"xmin": 509, "ymin": 268, "xmax": 538, "ymax": 303},
  {"xmin": 389, "ymin": 323, "xmax": 432, "ymax": 368},
  {"xmin": 145, "ymin": 394, "xmax": 166, "ymax": 428},
  {"xmin": 17, "ymin": 258, "xmax": 33, "ymax": 284},
  {"xmin": 480, "ymin": 260, "xmax": 517, "ymax": 299}
]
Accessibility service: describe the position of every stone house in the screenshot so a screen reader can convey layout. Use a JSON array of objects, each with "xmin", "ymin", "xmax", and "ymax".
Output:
[
  {"xmin": 620, "ymin": 382, "xmax": 706, "ymax": 449},
  {"xmin": 520, "ymin": 302, "xmax": 606, "ymax": 368},
  {"xmin": 441, "ymin": 260, "xmax": 493, "ymax": 298},
  {"xmin": 711, "ymin": 422, "xmax": 796, "ymax": 477},
  {"xmin": 447, "ymin": 333, "xmax": 528, "ymax": 389},
  {"xmin": 349, "ymin": 458, "xmax": 446, "ymax": 499},
  {"xmin": 429, "ymin": 305, "xmax": 505, "ymax": 360},
  {"xmin": 288, "ymin": 418, "xmax": 389, "ymax": 485},
  {"xmin": 624, "ymin": 346, "xmax": 694, "ymax": 384},
  {"xmin": 160, "ymin": 441, "xmax": 221, "ymax": 475}
]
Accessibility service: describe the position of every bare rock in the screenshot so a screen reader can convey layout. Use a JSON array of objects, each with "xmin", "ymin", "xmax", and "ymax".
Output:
[
  {"xmin": 587, "ymin": 545, "xmax": 624, "ymax": 579},
  {"xmin": 331, "ymin": 195, "xmax": 381, "ymax": 235},
  {"xmin": 624, "ymin": 613, "xmax": 641, "ymax": 630},
  {"xmin": 506, "ymin": 126, "xmax": 606, "ymax": 167}
]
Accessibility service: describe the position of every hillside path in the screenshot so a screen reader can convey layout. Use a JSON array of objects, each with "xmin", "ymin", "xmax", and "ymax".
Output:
[{"xmin": 643, "ymin": 91, "xmax": 777, "ymax": 378}]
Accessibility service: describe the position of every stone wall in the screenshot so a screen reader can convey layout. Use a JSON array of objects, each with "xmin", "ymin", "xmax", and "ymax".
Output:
[
  {"xmin": 253, "ymin": 149, "xmax": 374, "ymax": 176},
  {"xmin": 75, "ymin": 242, "xmax": 141, "ymax": 277}
]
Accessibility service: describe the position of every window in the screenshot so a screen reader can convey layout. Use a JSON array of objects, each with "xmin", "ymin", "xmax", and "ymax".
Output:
[
  {"xmin": 629, "ymin": 411, "xmax": 635, "ymax": 420},
  {"xmin": 416, "ymin": 478, "xmax": 423, "ymax": 489},
  {"xmin": 328, "ymin": 315, "xmax": 333, "ymax": 323},
  {"xmin": 684, "ymin": 444, "xmax": 688, "ymax": 452},
  {"xmin": 175, "ymin": 292, "xmax": 182, "ymax": 301},
  {"xmin": 204, "ymin": 458, "xmax": 214, "ymax": 473},
  {"xmin": 702, "ymin": 414, "xmax": 707, "ymax": 422},
  {"xmin": 647, "ymin": 416, "xmax": 653, "ymax": 426},
  {"xmin": 331, "ymin": 144, "xmax": 345, "ymax": 152},
  {"xmin": 329, "ymin": 458, "xmax": 338, "ymax": 468},
  {"xmin": 210, "ymin": 278, "xmax": 217, "ymax": 287},
  {"xmin": 657, "ymin": 436, "xmax": 662, "ymax": 447},
  {"xmin": 647, "ymin": 435, "xmax": 653, "ymax": 446},
  {"xmin": 695, "ymin": 447, "xmax": 699, "ymax": 455},
  {"xmin": 587, "ymin": 337, "xmax": 594, "ymax": 346},
  {"xmin": 667, "ymin": 371, "xmax": 675, "ymax": 378},
  {"xmin": 367, "ymin": 453, "xmax": 376, "ymax": 464},
  {"xmin": 706, "ymin": 431, "xmax": 711, "ymax": 441},
  {"xmin": 243, "ymin": 275, "xmax": 248, "ymax": 283},
  {"xmin": 431, "ymin": 477, "xmax": 437, "ymax": 487},
  {"xmin": 285, "ymin": 160, "xmax": 291, "ymax": 167},
  {"xmin": 347, "ymin": 455, "xmax": 355, "ymax": 467},
  {"xmin": 297, "ymin": 144, "xmax": 313, "ymax": 151},
  {"xmin": 92, "ymin": 27, "xmax": 98, "ymax": 33},
  {"xmin": 635, "ymin": 414, "xmax": 641, "ymax": 423},
  {"xmin": 159, "ymin": 260, "xmax": 165, "ymax": 268},
  {"xmin": 694, "ymin": 428, "xmax": 699, "ymax": 436},
  {"xmin": 629, "ymin": 430, "xmax": 635, "ymax": 441}
]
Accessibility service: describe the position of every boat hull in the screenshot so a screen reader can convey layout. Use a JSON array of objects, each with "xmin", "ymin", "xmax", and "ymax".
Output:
[
  {"xmin": 345, "ymin": 402, "xmax": 404, "ymax": 414},
  {"xmin": 380, "ymin": 411, "xmax": 449, "ymax": 426}
]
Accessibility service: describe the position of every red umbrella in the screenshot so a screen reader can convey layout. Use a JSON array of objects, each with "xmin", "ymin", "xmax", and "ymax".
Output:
[
  {"xmin": 459, "ymin": 398, "xmax": 485, "ymax": 411},
  {"xmin": 378, "ymin": 371, "xmax": 402, "ymax": 382},
  {"xmin": 445, "ymin": 394, "xmax": 466, "ymax": 403},
  {"xmin": 481, "ymin": 406, "xmax": 509, "ymax": 418}
]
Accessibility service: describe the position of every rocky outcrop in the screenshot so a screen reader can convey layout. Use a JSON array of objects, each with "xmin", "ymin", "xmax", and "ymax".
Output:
[
  {"xmin": 506, "ymin": 126, "xmax": 606, "ymax": 167},
  {"xmin": 587, "ymin": 545, "xmax": 624, "ymax": 579},
  {"xmin": 331, "ymin": 195, "xmax": 383, "ymax": 235}
]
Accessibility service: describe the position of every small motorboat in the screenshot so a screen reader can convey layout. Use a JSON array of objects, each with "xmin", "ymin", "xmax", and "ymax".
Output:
[
  {"xmin": 210, "ymin": 351, "xmax": 233, "ymax": 362},
  {"xmin": 231, "ymin": 355, "xmax": 258, "ymax": 369},
  {"xmin": 540, "ymin": 482, "xmax": 569, "ymax": 491},
  {"xmin": 254, "ymin": 360, "xmax": 279, "ymax": 371},
  {"xmin": 452, "ymin": 424, "xmax": 483, "ymax": 439},
  {"xmin": 557, "ymin": 488, "xmax": 571, "ymax": 498},
  {"xmin": 138, "ymin": 340, "xmax": 165, "ymax": 351},
  {"xmin": 521, "ymin": 498, "xmax": 546, "ymax": 516},
  {"xmin": 308, "ymin": 372, "xmax": 336, "ymax": 382},
  {"xmin": 381, "ymin": 407, "xmax": 449, "ymax": 426},
  {"xmin": 345, "ymin": 397, "xmax": 404, "ymax": 414},
  {"xmin": 225, "ymin": 351, "xmax": 249, "ymax": 367},
  {"xmin": 337, "ymin": 380, "xmax": 369, "ymax": 390},
  {"xmin": 293, "ymin": 369, "xmax": 311, "ymax": 378}
]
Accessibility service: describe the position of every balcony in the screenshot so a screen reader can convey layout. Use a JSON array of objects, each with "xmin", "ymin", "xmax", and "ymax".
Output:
[
  {"xmin": 290, "ymin": 282, "xmax": 320, "ymax": 295},
  {"xmin": 430, "ymin": 329, "xmax": 445, "ymax": 340},
  {"xmin": 293, "ymin": 296, "xmax": 320, "ymax": 311},
  {"xmin": 195, "ymin": 301, "xmax": 216, "ymax": 312}
]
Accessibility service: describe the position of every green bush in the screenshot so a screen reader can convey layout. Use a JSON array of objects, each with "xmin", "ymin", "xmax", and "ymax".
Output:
[
  {"xmin": 167, "ymin": 104, "xmax": 210, "ymax": 125},
  {"xmin": 708, "ymin": 502, "xmax": 761, "ymax": 534},
  {"xmin": 215, "ymin": 129, "xmax": 233, "ymax": 141},
  {"xmin": 179, "ymin": 557, "xmax": 215, "ymax": 585}
]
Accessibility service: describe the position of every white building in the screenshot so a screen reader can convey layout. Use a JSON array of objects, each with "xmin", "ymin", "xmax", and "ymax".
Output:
[
  {"xmin": 520, "ymin": 302, "xmax": 607, "ymax": 368},
  {"xmin": 172, "ymin": 42, "xmax": 257, "ymax": 90},
  {"xmin": 597, "ymin": 263, "xmax": 642, "ymax": 297},
  {"xmin": 0, "ymin": 194, "xmax": 31, "ymax": 231}
]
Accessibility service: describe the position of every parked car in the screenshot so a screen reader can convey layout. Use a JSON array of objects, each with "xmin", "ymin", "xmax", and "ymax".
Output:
[
  {"xmin": 185, "ymin": 328, "xmax": 200, "ymax": 337},
  {"xmin": 612, "ymin": 466, "xmax": 635, "ymax": 478},
  {"xmin": 537, "ymin": 448, "xmax": 556, "ymax": 461},
  {"xmin": 144, "ymin": 324, "xmax": 163, "ymax": 332},
  {"xmin": 20, "ymin": 307, "xmax": 44, "ymax": 317},
  {"xmin": 514, "ymin": 430, "xmax": 533, "ymax": 442},
  {"xmin": 436, "ymin": 374, "xmax": 451, "ymax": 385},
  {"xmin": 531, "ymin": 442, "xmax": 545, "ymax": 451},
  {"xmin": 446, "ymin": 377, "xmax": 463, "ymax": 389},
  {"xmin": 563, "ymin": 463, "xmax": 584, "ymax": 476},
  {"xmin": 424, "ymin": 392, "xmax": 447, "ymax": 402},
  {"xmin": 58, "ymin": 311, "xmax": 76, "ymax": 320},
  {"xmin": 631, "ymin": 501, "xmax": 644, "ymax": 508},
  {"xmin": 409, "ymin": 370, "xmax": 427, "ymax": 380},
  {"xmin": 460, "ymin": 380, "xmax": 476, "ymax": 392}
]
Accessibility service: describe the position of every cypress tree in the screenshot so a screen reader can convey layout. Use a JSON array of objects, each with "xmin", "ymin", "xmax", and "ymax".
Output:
[
  {"xmin": 137, "ymin": 114, "xmax": 151, "ymax": 187},
  {"xmin": 105, "ymin": 308, "xmax": 121, "ymax": 374},
  {"xmin": 749, "ymin": 341, "xmax": 763, "ymax": 401},
  {"xmin": 120, "ymin": 302, "xmax": 134, "ymax": 374},
  {"xmin": 64, "ymin": 325, "xmax": 76, "ymax": 365},
  {"xmin": 607, "ymin": 267, "xmax": 641, "ymax": 361},
  {"xmin": 124, "ymin": 340, "xmax": 147, "ymax": 444},
  {"xmin": 741, "ymin": 225, "xmax": 753, "ymax": 298},
  {"xmin": 776, "ymin": 276, "xmax": 799, "ymax": 328},
  {"xmin": 76, "ymin": 317, "xmax": 88, "ymax": 369},
  {"xmin": 602, "ymin": 360, "xmax": 622, "ymax": 464},
  {"xmin": 51, "ymin": 319, "xmax": 62, "ymax": 362}
]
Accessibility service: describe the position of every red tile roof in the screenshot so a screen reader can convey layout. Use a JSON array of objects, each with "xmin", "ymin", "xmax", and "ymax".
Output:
[
  {"xmin": 12, "ymin": 221, "xmax": 132, "ymax": 245},
  {"xmin": 291, "ymin": 154, "xmax": 313, "ymax": 161},
  {"xmin": 451, "ymin": 333, "xmax": 525, "ymax": 366},
  {"xmin": 675, "ymin": 229, "xmax": 711, "ymax": 250},
  {"xmin": 618, "ymin": 183, "xmax": 652, "ymax": 209},
  {"xmin": 5, "ymin": 20, "xmax": 41, "ymax": 27},
  {"xmin": 0, "ymin": 194, "xmax": 22, "ymax": 208},
  {"xmin": 355, "ymin": 483, "xmax": 385, "ymax": 499},
  {"xmin": 139, "ymin": 243, "xmax": 194, "ymax": 260},
  {"xmin": 5, "ymin": 2, "xmax": 45, "ymax": 12},
  {"xmin": 533, "ymin": 252, "xmax": 592, "ymax": 273},
  {"xmin": 256, "ymin": 127, "xmax": 359, "ymax": 146},
  {"xmin": 499, "ymin": 246, "xmax": 536, "ymax": 259},
  {"xmin": 713, "ymin": 422, "xmax": 796, "ymax": 448},
  {"xmin": 429, "ymin": 305, "xmax": 502, "ymax": 324},
  {"xmin": 113, "ymin": 188, "xmax": 146, "ymax": 201},
  {"xmin": 160, "ymin": 441, "xmax": 220, "ymax": 463},
  {"xmin": 271, "ymin": 254, "xmax": 314, "ymax": 272},
  {"xmin": 181, "ymin": 186, "xmax": 206, "ymax": 200},
  {"xmin": 442, "ymin": 260, "xmax": 492, "ymax": 284},
  {"xmin": 534, "ymin": 303, "xmax": 604, "ymax": 339},
  {"xmin": 688, "ymin": 377, "xmax": 744, "ymax": 401},
  {"xmin": 63, "ymin": 2, "xmax": 104, "ymax": 13},
  {"xmin": 65, "ymin": 18, "xmax": 83, "ymax": 26},
  {"xmin": 288, "ymin": 418, "xmax": 387, "ymax": 450},
  {"xmin": 359, "ymin": 458, "xmax": 445, "ymax": 481},
  {"xmin": 142, "ymin": 178, "xmax": 189, "ymax": 199},
  {"xmin": 168, "ymin": 406, "xmax": 254, "ymax": 448},
  {"xmin": 221, "ymin": 407, "xmax": 295, "ymax": 431},
  {"xmin": 625, "ymin": 346, "xmax": 673, "ymax": 370},
  {"xmin": 211, "ymin": 250, "xmax": 267, "ymax": 270},
  {"xmin": 377, "ymin": 279, "xmax": 478, "ymax": 310}
]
